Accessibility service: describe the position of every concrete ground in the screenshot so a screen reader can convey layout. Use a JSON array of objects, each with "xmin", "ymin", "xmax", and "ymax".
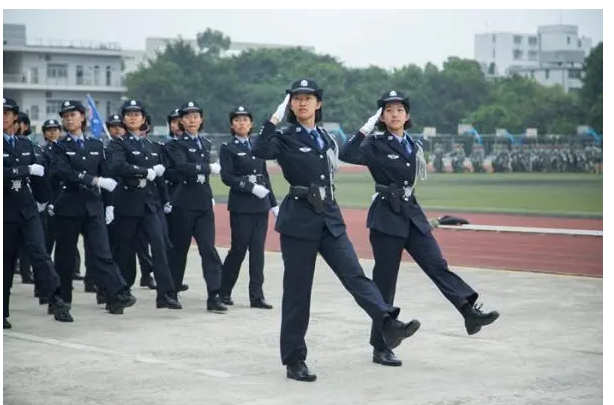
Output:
[{"xmin": 3, "ymin": 247, "xmax": 603, "ymax": 405}]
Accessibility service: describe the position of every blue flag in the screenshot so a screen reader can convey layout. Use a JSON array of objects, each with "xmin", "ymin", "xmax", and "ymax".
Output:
[{"xmin": 86, "ymin": 93, "xmax": 105, "ymax": 138}]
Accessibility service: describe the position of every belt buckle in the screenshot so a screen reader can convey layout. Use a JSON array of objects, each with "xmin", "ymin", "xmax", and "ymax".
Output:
[
  {"xmin": 318, "ymin": 186, "xmax": 326, "ymax": 201},
  {"xmin": 11, "ymin": 180, "xmax": 22, "ymax": 191},
  {"xmin": 196, "ymin": 174, "xmax": 206, "ymax": 184},
  {"xmin": 403, "ymin": 187, "xmax": 412, "ymax": 198},
  {"xmin": 248, "ymin": 174, "xmax": 257, "ymax": 183},
  {"xmin": 138, "ymin": 179, "xmax": 147, "ymax": 188}
]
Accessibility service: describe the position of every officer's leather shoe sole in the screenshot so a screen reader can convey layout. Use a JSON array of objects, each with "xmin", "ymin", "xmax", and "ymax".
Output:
[
  {"xmin": 221, "ymin": 296, "xmax": 234, "ymax": 306},
  {"xmin": 156, "ymin": 294, "xmax": 182, "ymax": 309},
  {"xmin": 250, "ymin": 299, "xmax": 273, "ymax": 309},
  {"xmin": 3, "ymin": 318, "xmax": 12, "ymax": 329},
  {"xmin": 373, "ymin": 349, "xmax": 402, "ymax": 367},
  {"xmin": 286, "ymin": 361, "xmax": 317, "ymax": 382},
  {"xmin": 207, "ymin": 302, "xmax": 228, "ymax": 314},
  {"xmin": 383, "ymin": 318, "xmax": 421, "ymax": 350},
  {"xmin": 179, "ymin": 284, "xmax": 189, "ymax": 292},
  {"xmin": 107, "ymin": 291, "xmax": 137, "ymax": 314}
]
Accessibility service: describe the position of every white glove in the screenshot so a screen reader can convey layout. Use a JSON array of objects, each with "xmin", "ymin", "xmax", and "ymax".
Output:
[
  {"xmin": 97, "ymin": 177, "xmax": 118, "ymax": 192},
  {"xmin": 371, "ymin": 192, "xmax": 379, "ymax": 202},
  {"xmin": 146, "ymin": 168, "xmax": 156, "ymax": 181},
  {"xmin": 359, "ymin": 108, "xmax": 383, "ymax": 136},
  {"xmin": 37, "ymin": 202, "xmax": 48, "ymax": 213},
  {"xmin": 251, "ymin": 184, "xmax": 270, "ymax": 199},
  {"xmin": 272, "ymin": 94, "xmax": 291, "ymax": 121},
  {"xmin": 153, "ymin": 164, "xmax": 165, "ymax": 177},
  {"xmin": 28, "ymin": 163, "xmax": 45, "ymax": 177},
  {"xmin": 209, "ymin": 162, "xmax": 221, "ymax": 175},
  {"xmin": 197, "ymin": 174, "xmax": 206, "ymax": 183},
  {"xmin": 105, "ymin": 206, "xmax": 114, "ymax": 225},
  {"xmin": 211, "ymin": 198, "xmax": 216, "ymax": 207},
  {"xmin": 270, "ymin": 206, "xmax": 279, "ymax": 218},
  {"xmin": 47, "ymin": 204, "xmax": 55, "ymax": 216},
  {"xmin": 163, "ymin": 202, "xmax": 172, "ymax": 214}
]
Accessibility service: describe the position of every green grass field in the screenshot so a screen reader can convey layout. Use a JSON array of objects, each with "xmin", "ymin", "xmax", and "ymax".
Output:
[{"xmin": 209, "ymin": 172, "xmax": 603, "ymax": 217}]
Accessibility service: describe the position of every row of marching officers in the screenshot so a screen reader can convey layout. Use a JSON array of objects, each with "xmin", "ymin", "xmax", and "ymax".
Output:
[{"xmin": 3, "ymin": 95, "xmax": 279, "ymax": 329}]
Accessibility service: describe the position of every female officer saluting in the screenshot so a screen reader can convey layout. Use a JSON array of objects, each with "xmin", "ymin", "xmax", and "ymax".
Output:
[
  {"xmin": 252, "ymin": 79, "xmax": 420, "ymax": 382},
  {"xmin": 218, "ymin": 105, "xmax": 278, "ymax": 309},
  {"xmin": 339, "ymin": 90, "xmax": 500, "ymax": 367}
]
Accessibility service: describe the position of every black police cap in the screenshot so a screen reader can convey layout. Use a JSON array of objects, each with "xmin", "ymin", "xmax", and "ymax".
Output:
[
  {"xmin": 3, "ymin": 97, "xmax": 19, "ymax": 113},
  {"xmin": 59, "ymin": 100, "xmax": 86, "ymax": 115},
  {"xmin": 286, "ymin": 78, "xmax": 323, "ymax": 100},
  {"xmin": 229, "ymin": 105, "xmax": 253, "ymax": 123},
  {"xmin": 179, "ymin": 101, "xmax": 203, "ymax": 117},
  {"xmin": 377, "ymin": 90, "xmax": 410, "ymax": 110},
  {"xmin": 120, "ymin": 99, "xmax": 146, "ymax": 115},
  {"xmin": 106, "ymin": 114, "xmax": 122, "ymax": 126},
  {"xmin": 42, "ymin": 119, "xmax": 62, "ymax": 130}
]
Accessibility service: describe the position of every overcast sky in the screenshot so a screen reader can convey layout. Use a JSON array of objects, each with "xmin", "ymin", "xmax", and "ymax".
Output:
[{"xmin": 4, "ymin": 9, "xmax": 603, "ymax": 70}]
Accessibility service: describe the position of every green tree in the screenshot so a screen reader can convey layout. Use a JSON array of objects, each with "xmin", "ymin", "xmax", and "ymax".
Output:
[{"xmin": 581, "ymin": 42, "xmax": 603, "ymax": 133}]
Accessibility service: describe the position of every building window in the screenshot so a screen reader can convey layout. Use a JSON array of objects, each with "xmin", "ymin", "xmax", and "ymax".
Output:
[
  {"xmin": 47, "ymin": 64, "xmax": 68, "ymax": 79},
  {"xmin": 567, "ymin": 36, "xmax": 571, "ymax": 45},
  {"xmin": 30, "ymin": 105, "xmax": 40, "ymax": 120},
  {"xmin": 46, "ymin": 100, "xmax": 63, "ymax": 116},
  {"xmin": 528, "ymin": 36, "xmax": 538, "ymax": 46},
  {"xmin": 492, "ymin": 34, "xmax": 496, "ymax": 43},
  {"xmin": 513, "ymin": 49, "xmax": 523, "ymax": 60},
  {"xmin": 106, "ymin": 66, "xmax": 112, "ymax": 86},
  {"xmin": 545, "ymin": 69, "xmax": 550, "ymax": 79},
  {"xmin": 76, "ymin": 65, "xmax": 84, "ymax": 85},
  {"xmin": 513, "ymin": 35, "xmax": 522, "ymax": 45},
  {"xmin": 106, "ymin": 101, "xmax": 112, "ymax": 117},
  {"xmin": 528, "ymin": 50, "xmax": 538, "ymax": 60},
  {"xmin": 492, "ymin": 48, "xmax": 496, "ymax": 58},
  {"xmin": 30, "ymin": 67, "xmax": 39, "ymax": 84},
  {"xmin": 568, "ymin": 69, "xmax": 582, "ymax": 79},
  {"xmin": 578, "ymin": 39, "xmax": 582, "ymax": 48},
  {"xmin": 93, "ymin": 65, "xmax": 101, "ymax": 86}
]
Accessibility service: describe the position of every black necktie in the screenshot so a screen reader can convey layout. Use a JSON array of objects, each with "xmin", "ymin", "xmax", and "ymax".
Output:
[
  {"xmin": 401, "ymin": 138, "xmax": 411, "ymax": 155},
  {"xmin": 310, "ymin": 130, "xmax": 322, "ymax": 150},
  {"xmin": 77, "ymin": 138, "xmax": 84, "ymax": 149},
  {"xmin": 8, "ymin": 137, "xmax": 15, "ymax": 149}
]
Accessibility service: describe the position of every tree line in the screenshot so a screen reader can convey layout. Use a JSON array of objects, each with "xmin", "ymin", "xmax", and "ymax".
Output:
[{"xmin": 125, "ymin": 29, "xmax": 603, "ymax": 136}]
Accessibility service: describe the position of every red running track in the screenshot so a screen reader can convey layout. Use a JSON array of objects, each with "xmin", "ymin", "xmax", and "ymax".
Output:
[{"xmin": 210, "ymin": 205, "xmax": 603, "ymax": 278}]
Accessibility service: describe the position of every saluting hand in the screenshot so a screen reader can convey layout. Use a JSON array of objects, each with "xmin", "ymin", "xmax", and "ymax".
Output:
[{"xmin": 359, "ymin": 108, "xmax": 383, "ymax": 136}]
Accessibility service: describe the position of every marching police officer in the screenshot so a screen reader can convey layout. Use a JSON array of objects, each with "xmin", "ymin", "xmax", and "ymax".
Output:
[
  {"xmin": 165, "ymin": 101, "xmax": 226, "ymax": 312},
  {"xmin": 52, "ymin": 99, "xmax": 137, "ymax": 315},
  {"xmin": 3, "ymin": 97, "xmax": 73, "ymax": 328},
  {"xmin": 107, "ymin": 100, "xmax": 180, "ymax": 309},
  {"xmin": 167, "ymin": 108, "xmax": 182, "ymax": 138},
  {"xmin": 106, "ymin": 113, "xmax": 157, "ymax": 290},
  {"xmin": 252, "ymin": 79, "xmax": 421, "ymax": 382},
  {"xmin": 339, "ymin": 90, "xmax": 500, "ymax": 366},
  {"xmin": 219, "ymin": 105, "xmax": 278, "ymax": 309}
]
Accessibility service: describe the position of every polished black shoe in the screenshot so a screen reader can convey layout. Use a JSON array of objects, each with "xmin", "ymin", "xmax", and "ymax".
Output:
[
  {"xmin": 373, "ymin": 349, "xmax": 402, "ymax": 367},
  {"xmin": 48, "ymin": 297, "xmax": 74, "ymax": 323},
  {"xmin": 382, "ymin": 318, "xmax": 421, "ymax": 350},
  {"xmin": 206, "ymin": 295, "xmax": 228, "ymax": 313},
  {"xmin": 38, "ymin": 297, "xmax": 49, "ymax": 305},
  {"xmin": 140, "ymin": 275, "xmax": 157, "ymax": 290},
  {"xmin": 250, "ymin": 299, "xmax": 273, "ymax": 309},
  {"xmin": 461, "ymin": 303, "xmax": 499, "ymax": 335},
  {"xmin": 96, "ymin": 291, "xmax": 106, "ymax": 305},
  {"xmin": 179, "ymin": 284, "xmax": 189, "ymax": 292},
  {"xmin": 220, "ymin": 295, "xmax": 234, "ymax": 306},
  {"xmin": 21, "ymin": 271, "xmax": 35, "ymax": 284},
  {"xmin": 286, "ymin": 361, "xmax": 317, "ymax": 382},
  {"xmin": 106, "ymin": 290, "xmax": 137, "ymax": 314},
  {"xmin": 156, "ymin": 293, "xmax": 182, "ymax": 309},
  {"xmin": 72, "ymin": 273, "xmax": 85, "ymax": 281},
  {"xmin": 3, "ymin": 318, "xmax": 12, "ymax": 329}
]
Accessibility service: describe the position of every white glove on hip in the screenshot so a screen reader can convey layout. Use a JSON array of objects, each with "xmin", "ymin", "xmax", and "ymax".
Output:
[
  {"xmin": 251, "ymin": 184, "xmax": 270, "ymax": 199},
  {"xmin": 28, "ymin": 164, "xmax": 45, "ymax": 177},
  {"xmin": 146, "ymin": 168, "xmax": 156, "ymax": 181},
  {"xmin": 105, "ymin": 206, "xmax": 114, "ymax": 225},
  {"xmin": 163, "ymin": 202, "xmax": 172, "ymax": 214},
  {"xmin": 359, "ymin": 108, "xmax": 383, "ymax": 136},
  {"xmin": 270, "ymin": 206, "xmax": 279, "ymax": 218},
  {"xmin": 211, "ymin": 198, "xmax": 216, "ymax": 207},
  {"xmin": 272, "ymin": 94, "xmax": 291, "ymax": 121},
  {"xmin": 97, "ymin": 177, "xmax": 118, "ymax": 192},
  {"xmin": 209, "ymin": 162, "xmax": 221, "ymax": 175},
  {"xmin": 47, "ymin": 204, "xmax": 55, "ymax": 216},
  {"xmin": 153, "ymin": 164, "xmax": 165, "ymax": 177}
]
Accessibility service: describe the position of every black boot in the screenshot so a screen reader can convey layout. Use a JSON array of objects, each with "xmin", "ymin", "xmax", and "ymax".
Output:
[
  {"xmin": 156, "ymin": 292, "xmax": 182, "ymax": 309},
  {"xmin": 286, "ymin": 361, "xmax": 317, "ymax": 382},
  {"xmin": 461, "ymin": 302, "xmax": 499, "ymax": 335}
]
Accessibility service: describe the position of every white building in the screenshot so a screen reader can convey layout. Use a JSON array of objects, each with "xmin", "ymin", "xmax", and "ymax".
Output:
[
  {"xmin": 3, "ymin": 23, "xmax": 127, "ymax": 130},
  {"xmin": 122, "ymin": 36, "xmax": 316, "ymax": 76},
  {"xmin": 474, "ymin": 24, "xmax": 592, "ymax": 92}
]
